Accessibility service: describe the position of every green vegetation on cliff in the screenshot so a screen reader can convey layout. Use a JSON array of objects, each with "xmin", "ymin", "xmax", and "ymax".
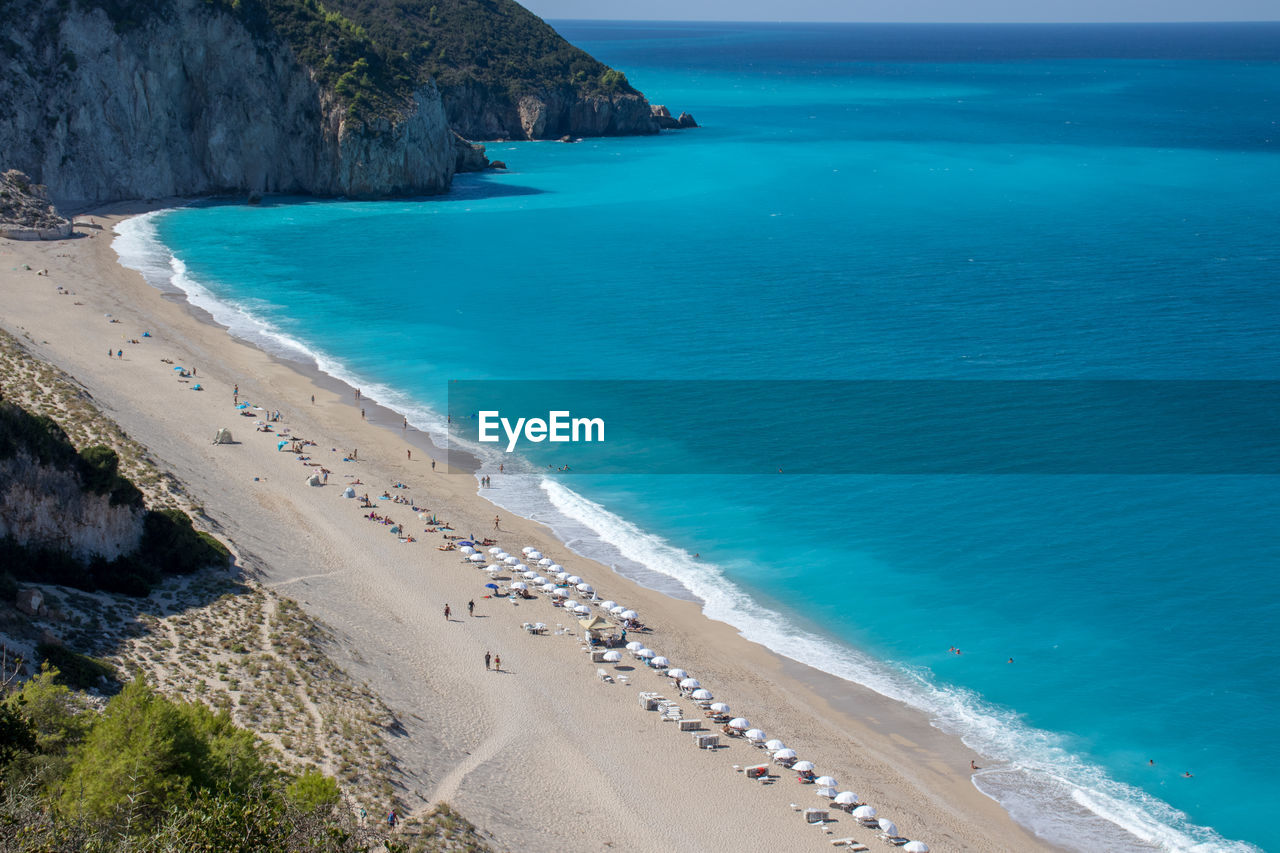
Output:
[{"xmin": 67, "ymin": 0, "xmax": 635, "ymax": 122}]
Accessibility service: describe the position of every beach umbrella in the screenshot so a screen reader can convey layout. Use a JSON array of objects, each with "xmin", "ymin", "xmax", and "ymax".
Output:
[
  {"xmin": 490, "ymin": 547, "xmax": 503, "ymax": 554},
  {"xmin": 773, "ymin": 748, "xmax": 797, "ymax": 761},
  {"xmin": 651, "ymin": 656, "xmax": 669, "ymax": 667},
  {"xmin": 711, "ymin": 703, "xmax": 732, "ymax": 715},
  {"xmin": 548, "ymin": 564, "xmax": 563, "ymax": 573},
  {"xmin": 460, "ymin": 546, "xmax": 475, "ymax": 555},
  {"xmin": 511, "ymin": 581, "xmax": 528, "ymax": 591},
  {"xmin": 557, "ymin": 572, "xmax": 571, "ymax": 581},
  {"xmin": 574, "ymin": 604, "xmax": 590, "ymax": 614},
  {"xmin": 567, "ymin": 575, "xmax": 583, "ymax": 585},
  {"xmin": 835, "ymin": 792, "xmax": 859, "ymax": 806},
  {"xmin": 538, "ymin": 557, "xmax": 553, "ymax": 566},
  {"xmin": 552, "ymin": 588, "xmax": 569, "ymax": 598},
  {"xmin": 764, "ymin": 739, "xmax": 785, "ymax": 751},
  {"xmin": 485, "ymin": 565, "xmax": 502, "ymax": 573},
  {"xmin": 513, "ymin": 563, "xmax": 528, "ymax": 572},
  {"xmin": 521, "ymin": 546, "xmax": 534, "ymax": 554},
  {"xmin": 496, "ymin": 551, "xmax": 510, "ymax": 560},
  {"xmin": 815, "ymin": 775, "xmax": 838, "ymax": 788},
  {"xmin": 620, "ymin": 610, "xmax": 638, "ymax": 621},
  {"xmin": 852, "ymin": 805, "xmax": 877, "ymax": 820},
  {"xmin": 667, "ymin": 668, "xmax": 688, "ymax": 680},
  {"xmin": 236, "ymin": 402, "xmax": 250, "ymax": 409},
  {"xmin": 727, "ymin": 718, "xmax": 750, "ymax": 730},
  {"xmin": 636, "ymin": 648, "xmax": 655, "ymax": 659},
  {"xmin": 745, "ymin": 729, "xmax": 767, "ymax": 742},
  {"xmin": 625, "ymin": 641, "xmax": 643, "ymax": 652},
  {"xmin": 679, "ymin": 678, "xmax": 700, "ymax": 689},
  {"xmin": 609, "ymin": 605, "xmax": 625, "ymax": 615},
  {"xmin": 602, "ymin": 650, "xmax": 622, "ymax": 662},
  {"xmin": 529, "ymin": 551, "xmax": 543, "ymax": 560},
  {"xmin": 877, "ymin": 819, "xmax": 898, "ymax": 836},
  {"xmin": 484, "ymin": 583, "xmax": 499, "ymax": 590},
  {"xmin": 902, "ymin": 844, "xmax": 928, "ymax": 853},
  {"xmin": 504, "ymin": 556, "xmax": 519, "ymax": 565},
  {"xmin": 599, "ymin": 600, "xmax": 617, "ymax": 611},
  {"xmin": 457, "ymin": 541, "xmax": 474, "ymax": 547},
  {"xmin": 690, "ymin": 688, "xmax": 713, "ymax": 701},
  {"xmin": 792, "ymin": 761, "xmax": 815, "ymax": 772},
  {"xmin": 469, "ymin": 553, "xmax": 485, "ymax": 562},
  {"xmin": 815, "ymin": 787, "xmax": 837, "ymax": 799},
  {"xmin": 576, "ymin": 583, "xmax": 593, "ymax": 594},
  {"xmin": 523, "ymin": 571, "xmax": 539, "ymax": 579}
]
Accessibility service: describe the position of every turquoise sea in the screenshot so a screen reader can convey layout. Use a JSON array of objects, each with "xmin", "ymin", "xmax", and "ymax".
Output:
[{"xmin": 115, "ymin": 22, "xmax": 1280, "ymax": 851}]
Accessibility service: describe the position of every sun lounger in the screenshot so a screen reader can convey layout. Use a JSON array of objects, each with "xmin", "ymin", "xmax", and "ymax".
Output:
[
  {"xmin": 679, "ymin": 719, "xmax": 701, "ymax": 731},
  {"xmin": 694, "ymin": 733, "xmax": 719, "ymax": 749},
  {"xmin": 597, "ymin": 668, "xmax": 613, "ymax": 683},
  {"xmin": 804, "ymin": 808, "xmax": 829, "ymax": 824},
  {"xmin": 830, "ymin": 840, "xmax": 869, "ymax": 851}
]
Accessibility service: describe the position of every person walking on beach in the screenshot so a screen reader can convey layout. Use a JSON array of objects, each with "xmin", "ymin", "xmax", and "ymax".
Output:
[
  {"xmin": 407, "ymin": 449, "xmax": 411, "ymax": 461},
  {"xmin": 444, "ymin": 604, "xmax": 451, "ymax": 620},
  {"xmin": 361, "ymin": 408, "xmax": 365, "ymax": 420},
  {"xmin": 484, "ymin": 651, "xmax": 491, "ymax": 670},
  {"xmin": 494, "ymin": 515, "xmax": 500, "ymax": 531},
  {"xmin": 493, "ymin": 654, "xmax": 501, "ymax": 671},
  {"xmin": 311, "ymin": 394, "xmax": 315, "ymax": 404},
  {"xmin": 468, "ymin": 599, "xmax": 475, "ymax": 617},
  {"xmin": 431, "ymin": 458, "xmax": 436, "ymax": 471},
  {"xmin": 387, "ymin": 809, "xmax": 397, "ymax": 828}
]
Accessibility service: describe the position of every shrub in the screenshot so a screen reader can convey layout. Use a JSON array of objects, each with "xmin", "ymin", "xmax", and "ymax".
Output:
[{"xmin": 35, "ymin": 643, "xmax": 116, "ymax": 691}]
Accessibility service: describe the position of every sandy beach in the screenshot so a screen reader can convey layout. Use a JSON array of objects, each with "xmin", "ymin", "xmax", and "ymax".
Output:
[{"xmin": 0, "ymin": 208, "xmax": 1055, "ymax": 852}]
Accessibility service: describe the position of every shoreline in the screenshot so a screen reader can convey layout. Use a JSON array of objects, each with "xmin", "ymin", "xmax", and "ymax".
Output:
[{"xmin": 4, "ymin": 204, "xmax": 1065, "ymax": 852}]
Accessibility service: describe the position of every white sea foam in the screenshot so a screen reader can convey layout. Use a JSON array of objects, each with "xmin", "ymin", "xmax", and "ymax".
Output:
[{"xmin": 113, "ymin": 213, "xmax": 1257, "ymax": 853}]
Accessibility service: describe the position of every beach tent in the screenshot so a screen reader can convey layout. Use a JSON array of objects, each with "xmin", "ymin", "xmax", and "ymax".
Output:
[
  {"xmin": 903, "ymin": 843, "xmax": 929, "ymax": 853},
  {"xmin": 306, "ymin": 473, "xmax": 322, "ymax": 486},
  {"xmin": 342, "ymin": 486, "xmax": 356, "ymax": 498},
  {"xmin": 579, "ymin": 616, "xmax": 610, "ymax": 631},
  {"xmin": 212, "ymin": 427, "xmax": 233, "ymax": 444}
]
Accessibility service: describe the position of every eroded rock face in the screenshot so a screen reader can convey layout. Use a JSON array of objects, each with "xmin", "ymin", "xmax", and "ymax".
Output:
[
  {"xmin": 0, "ymin": 0, "xmax": 456, "ymax": 204},
  {"xmin": 0, "ymin": 170, "xmax": 72, "ymax": 239},
  {"xmin": 0, "ymin": 453, "xmax": 145, "ymax": 563},
  {"xmin": 446, "ymin": 83, "xmax": 661, "ymax": 140}
]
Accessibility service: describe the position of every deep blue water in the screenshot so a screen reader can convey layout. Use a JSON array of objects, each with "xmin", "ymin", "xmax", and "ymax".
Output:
[{"xmin": 118, "ymin": 22, "xmax": 1280, "ymax": 852}]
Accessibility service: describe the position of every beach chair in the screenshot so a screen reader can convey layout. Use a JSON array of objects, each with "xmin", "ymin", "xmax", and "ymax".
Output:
[
  {"xmin": 597, "ymin": 668, "xmax": 613, "ymax": 683},
  {"xmin": 880, "ymin": 836, "xmax": 908, "ymax": 846}
]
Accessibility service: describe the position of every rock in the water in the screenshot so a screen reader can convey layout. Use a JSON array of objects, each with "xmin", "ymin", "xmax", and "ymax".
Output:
[
  {"xmin": 488, "ymin": 161, "xmax": 507, "ymax": 170},
  {"xmin": 453, "ymin": 131, "xmax": 490, "ymax": 173},
  {"xmin": 678, "ymin": 112, "xmax": 699, "ymax": 128},
  {"xmin": 651, "ymin": 104, "xmax": 680, "ymax": 129}
]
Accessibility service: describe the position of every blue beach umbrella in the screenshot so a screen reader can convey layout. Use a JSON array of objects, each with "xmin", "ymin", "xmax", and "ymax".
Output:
[
  {"xmin": 236, "ymin": 403, "xmax": 250, "ymax": 409},
  {"xmin": 484, "ymin": 583, "xmax": 499, "ymax": 590},
  {"xmin": 172, "ymin": 366, "xmax": 184, "ymax": 371}
]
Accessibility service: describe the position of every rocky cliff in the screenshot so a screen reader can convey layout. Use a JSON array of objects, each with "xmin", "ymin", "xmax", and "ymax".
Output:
[
  {"xmin": 0, "ymin": 0, "xmax": 456, "ymax": 205},
  {"xmin": 0, "ymin": 170, "xmax": 73, "ymax": 240}
]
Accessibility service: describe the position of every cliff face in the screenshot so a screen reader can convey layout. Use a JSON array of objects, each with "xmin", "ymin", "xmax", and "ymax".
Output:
[
  {"xmin": 0, "ymin": 452, "xmax": 144, "ymax": 562},
  {"xmin": 445, "ymin": 83, "xmax": 657, "ymax": 140},
  {"xmin": 0, "ymin": 0, "xmax": 455, "ymax": 204}
]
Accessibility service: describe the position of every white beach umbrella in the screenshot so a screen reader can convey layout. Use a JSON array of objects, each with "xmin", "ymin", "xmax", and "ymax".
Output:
[
  {"xmin": 792, "ymin": 760, "xmax": 815, "ymax": 772},
  {"xmin": 504, "ymin": 556, "xmax": 519, "ymax": 565},
  {"xmin": 557, "ymin": 572, "xmax": 571, "ymax": 581},
  {"xmin": 521, "ymin": 546, "xmax": 534, "ymax": 554},
  {"xmin": 667, "ymin": 668, "xmax": 688, "ymax": 680},
  {"xmin": 609, "ymin": 605, "xmax": 625, "ymax": 615},
  {"xmin": 902, "ymin": 843, "xmax": 928, "ymax": 853},
  {"xmin": 538, "ymin": 557, "xmax": 553, "ymax": 566},
  {"xmin": 522, "ymin": 571, "xmax": 539, "ymax": 579},
  {"xmin": 773, "ymin": 748, "xmax": 797, "ymax": 761},
  {"xmin": 624, "ymin": 641, "xmax": 642, "ymax": 651},
  {"xmin": 566, "ymin": 575, "xmax": 583, "ymax": 585},
  {"xmin": 679, "ymin": 678, "xmax": 700, "ymax": 689},
  {"xmin": 852, "ymin": 805, "xmax": 877, "ymax": 820},
  {"xmin": 469, "ymin": 553, "xmax": 485, "ymax": 562},
  {"xmin": 600, "ymin": 600, "xmax": 617, "ymax": 612},
  {"xmin": 727, "ymin": 718, "xmax": 750, "ymax": 730},
  {"xmin": 485, "ymin": 564, "xmax": 502, "ymax": 573},
  {"xmin": 552, "ymin": 588, "xmax": 569, "ymax": 598},
  {"xmin": 528, "ymin": 551, "xmax": 543, "ymax": 560},
  {"xmin": 513, "ymin": 563, "xmax": 528, "ymax": 572},
  {"xmin": 490, "ymin": 547, "xmax": 504, "ymax": 554},
  {"xmin": 541, "ymin": 582, "xmax": 556, "ymax": 591},
  {"xmin": 460, "ymin": 546, "xmax": 476, "ymax": 555},
  {"xmin": 620, "ymin": 609, "xmax": 638, "ymax": 620},
  {"xmin": 511, "ymin": 581, "xmax": 528, "ymax": 591},
  {"xmin": 496, "ymin": 552, "xmax": 510, "ymax": 560},
  {"xmin": 835, "ymin": 792, "xmax": 859, "ymax": 806},
  {"xmin": 650, "ymin": 656, "xmax": 670, "ymax": 667},
  {"xmin": 815, "ymin": 775, "xmax": 838, "ymax": 788},
  {"xmin": 745, "ymin": 729, "xmax": 767, "ymax": 742},
  {"xmin": 602, "ymin": 650, "xmax": 622, "ymax": 662},
  {"xmin": 877, "ymin": 819, "xmax": 898, "ymax": 836},
  {"xmin": 764, "ymin": 739, "xmax": 785, "ymax": 751},
  {"xmin": 576, "ymin": 583, "xmax": 594, "ymax": 594},
  {"xmin": 711, "ymin": 703, "xmax": 732, "ymax": 714},
  {"xmin": 815, "ymin": 787, "xmax": 837, "ymax": 799},
  {"xmin": 548, "ymin": 564, "xmax": 563, "ymax": 572},
  {"xmin": 636, "ymin": 648, "xmax": 655, "ymax": 659},
  {"xmin": 690, "ymin": 688, "xmax": 713, "ymax": 701}
]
